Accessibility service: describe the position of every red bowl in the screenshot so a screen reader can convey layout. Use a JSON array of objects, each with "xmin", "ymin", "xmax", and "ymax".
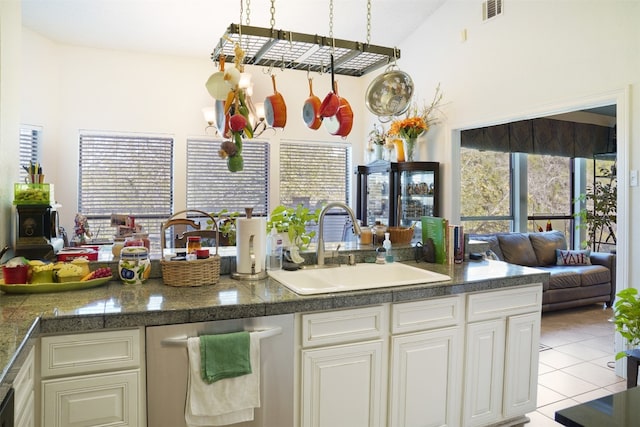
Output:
[{"xmin": 2, "ymin": 265, "xmax": 30, "ymax": 284}]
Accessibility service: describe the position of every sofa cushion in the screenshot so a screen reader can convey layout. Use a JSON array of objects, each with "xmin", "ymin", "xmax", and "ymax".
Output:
[
  {"xmin": 529, "ymin": 231, "xmax": 567, "ymax": 266},
  {"xmin": 538, "ymin": 266, "xmax": 581, "ymax": 289},
  {"xmin": 556, "ymin": 249, "xmax": 591, "ymax": 266},
  {"xmin": 497, "ymin": 233, "xmax": 538, "ymax": 266},
  {"xmin": 577, "ymin": 265, "xmax": 611, "ymax": 287}
]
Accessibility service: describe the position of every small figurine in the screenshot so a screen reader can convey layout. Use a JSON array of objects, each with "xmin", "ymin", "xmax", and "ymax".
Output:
[{"xmin": 73, "ymin": 212, "xmax": 92, "ymax": 245}]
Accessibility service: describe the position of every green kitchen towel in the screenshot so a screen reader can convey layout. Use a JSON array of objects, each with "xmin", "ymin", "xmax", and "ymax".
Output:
[{"xmin": 199, "ymin": 331, "xmax": 252, "ymax": 383}]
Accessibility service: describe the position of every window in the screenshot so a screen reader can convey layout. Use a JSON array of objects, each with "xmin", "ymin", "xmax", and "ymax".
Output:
[
  {"xmin": 187, "ymin": 138, "xmax": 269, "ymax": 216},
  {"xmin": 279, "ymin": 140, "xmax": 352, "ymax": 209},
  {"xmin": 78, "ymin": 132, "xmax": 173, "ymax": 247},
  {"xmin": 460, "ymin": 148, "xmax": 513, "ymax": 233},
  {"xmin": 280, "ymin": 140, "xmax": 352, "ymax": 243},
  {"xmin": 19, "ymin": 125, "xmax": 42, "ymax": 182},
  {"xmin": 527, "ymin": 154, "xmax": 572, "ymax": 236}
]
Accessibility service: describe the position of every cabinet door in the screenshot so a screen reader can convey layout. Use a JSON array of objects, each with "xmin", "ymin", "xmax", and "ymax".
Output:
[
  {"xmin": 503, "ymin": 312, "xmax": 541, "ymax": 418},
  {"xmin": 14, "ymin": 346, "xmax": 35, "ymax": 427},
  {"xmin": 389, "ymin": 327, "xmax": 462, "ymax": 427},
  {"xmin": 301, "ymin": 340, "xmax": 385, "ymax": 427},
  {"xmin": 42, "ymin": 369, "xmax": 140, "ymax": 427},
  {"xmin": 463, "ymin": 319, "xmax": 505, "ymax": 427},
  {"xmin": 15, "ymin": 392, "xmax": 35, "ymax": 427}
]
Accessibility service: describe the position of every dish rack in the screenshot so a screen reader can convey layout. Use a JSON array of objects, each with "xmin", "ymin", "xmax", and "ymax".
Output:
[{"xmin": 160, "ymin": 210, "xmax": 220, "ymax": 287}]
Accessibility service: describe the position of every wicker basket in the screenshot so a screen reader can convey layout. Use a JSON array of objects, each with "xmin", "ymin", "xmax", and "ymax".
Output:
[
  {"xmin": 388, "ymin": 227, "xmax": 414, "ymax": 245},
  {"xmin": 159, "ymin": 209, "xmax": 221, "ymax": 287}
]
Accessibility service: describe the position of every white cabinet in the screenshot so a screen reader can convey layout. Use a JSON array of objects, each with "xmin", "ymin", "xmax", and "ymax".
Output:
[
  {"xmin": 463, "ymin": 319, "xmax": 506, "ymax": 426},
  {"xmin": 40, "ymin": 328, "xmax": 145, "ymax": 427},
  {"xmin": 389, "ymin": 296, "xmax": 463, "ymax": 427},
  {"xmin": 463, "ymin": 285, "xmax": 542, "ymax": 427},
  {"xmin": 296, "ymin": 284, "xmax": 542, "ymax": 427},
  {"xmin": 298, "ymin": 306, "xmax": 388, "ymax": 427},
  {"xmin": 503, "ymin": 312, "xmax": 541, "ymax": 419},
  {"xmin": 14, "ymin": 346, "xmax": 36, "ymax": 427},
  {"xmin": 301, "ymin": 341, "xmax": 385, "ymax": 427}
]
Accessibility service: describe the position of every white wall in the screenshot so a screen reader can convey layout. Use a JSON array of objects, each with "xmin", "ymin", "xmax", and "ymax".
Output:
[
  {"xmin": 0, "ymin": 0, "xmax": 21, "ymax": 256},
  {"xmin": 21, "ymin": 28, "xmax": 368, "ymax": 234}
]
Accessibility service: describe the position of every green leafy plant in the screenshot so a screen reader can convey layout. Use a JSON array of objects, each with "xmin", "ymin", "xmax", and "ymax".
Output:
[
  {"xmin": 574, "ymin": 165, "xmax": 617, "ymax": 251},
  {"xmin": 207, "ymin": 210, "xmax": 240, "ymax": 246},
  {"xmin": 266, "ymin": 204, "xmax": 320, "ymax": 249},
  {"xmin": 613, "ymin": 288, "xmax": 640, "ymax": 360}
]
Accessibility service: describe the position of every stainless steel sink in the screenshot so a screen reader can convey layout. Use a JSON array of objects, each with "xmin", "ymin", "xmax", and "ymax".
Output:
[{"xmin": 268, "ymin": 262, "xmax": 451, "ymax": 295}]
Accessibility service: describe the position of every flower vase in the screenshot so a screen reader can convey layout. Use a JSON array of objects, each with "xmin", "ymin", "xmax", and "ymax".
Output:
[
  {"xmin": 403, "ymin": 137, "xmax": 418, "ymax": 162},
  {"xmin": 374, "ymin": 144, "xmax": 383, "ymax": 161},
  {"xmin": 392, "ymin": 139, "xmax": 405, "ymax": 162}
]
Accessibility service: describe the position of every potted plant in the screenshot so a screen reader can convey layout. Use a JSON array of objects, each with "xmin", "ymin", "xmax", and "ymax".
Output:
[
  {"xmin": 613, "ymin": 287, "xmax": 640, "ymax": 360},
  {"xmin": 575, "ymin": 164, "xmax": 617, "ymax": 252},
  {"xmin": 266, "ymin": 204, "xmax": 320, "ymax": 250},
  {"xmin": 206, "ymin": 210, "xmax": 240, "ymax": 246}
]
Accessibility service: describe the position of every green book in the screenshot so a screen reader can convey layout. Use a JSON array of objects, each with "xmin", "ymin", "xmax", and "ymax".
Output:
[{"xmin": 421, "ymin": 216, "xmax": 448, "ymax": 264}]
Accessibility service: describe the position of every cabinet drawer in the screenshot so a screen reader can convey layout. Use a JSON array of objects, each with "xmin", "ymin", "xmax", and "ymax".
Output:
[
  {"xmin": 13, "ymin": 346, "xmax": 35, "ymax": 414},
  {"xmin": 41, "ymin": 329, "xmax": 141, "ymax": 377},
  {"xmin": 41, "ymin": 369, "xmax": 140, "ymax": 427},
  {"xmin": 301, "ymin": 305, "xmax": 387, "ymax": 348},
  {"xmin": 467, "ymin": 284, "xmax": 542, "ymax": 322},
  {"xmin": 392, "ymin": 296, "xmax": 463, "ymax": 334}
]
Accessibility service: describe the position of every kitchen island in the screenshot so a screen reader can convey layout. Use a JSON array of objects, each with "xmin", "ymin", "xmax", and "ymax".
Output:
[{"xmin": 0, "ymin": 256, "xmax": 548, "ymax": 426}]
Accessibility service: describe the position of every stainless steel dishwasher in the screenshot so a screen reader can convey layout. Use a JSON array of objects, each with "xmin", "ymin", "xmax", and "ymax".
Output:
[{"xmin": 146, "ymin": 314, "xmax": 294, "ymax": 427}]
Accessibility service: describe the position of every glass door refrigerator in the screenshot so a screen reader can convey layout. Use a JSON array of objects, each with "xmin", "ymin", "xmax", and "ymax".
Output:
[{"xmin": 356, "ymin": 160, "xmax": 440, "ymax": 227}]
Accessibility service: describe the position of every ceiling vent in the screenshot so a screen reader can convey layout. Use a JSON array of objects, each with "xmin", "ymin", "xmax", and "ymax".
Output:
[{"xmin": 483, "ymin": 0, "xmax": 503, "ymax": 21}]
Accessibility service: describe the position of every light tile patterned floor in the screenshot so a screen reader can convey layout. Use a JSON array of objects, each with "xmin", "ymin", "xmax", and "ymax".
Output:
[{"xmin": 527, "ymin": 304, "xmax": 625, "ymax": 426}]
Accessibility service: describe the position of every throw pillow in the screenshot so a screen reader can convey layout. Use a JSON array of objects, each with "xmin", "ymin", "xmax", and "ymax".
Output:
[
  {"xmin": 556, "ymin": 249, "xmax": 592, "ymax": 266},
  {"xmin": 497, "ymin": 233, "xmax": 538, "ymax": 266}
]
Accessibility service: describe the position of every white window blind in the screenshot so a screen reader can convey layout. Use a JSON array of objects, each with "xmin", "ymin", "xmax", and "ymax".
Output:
[
  {"xmin": 19, "ymin": 126, "xmax": 41, "ymax": 182},
  {"xmin": 280, "ymin": 140, "xmax": 351, "ymax": 209},
  {"xmin": 186, "ymin": 138, "xmax": 269, "ymax": 216},
  {"xmin": 78, "ymin": 133, "xmax": 174, "ymax": 243}
]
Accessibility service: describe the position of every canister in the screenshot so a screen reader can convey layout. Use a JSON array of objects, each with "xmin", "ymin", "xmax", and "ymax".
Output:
[{"xmin": 118, "ymin": 246, "xmax": 151, "ymax": 285}]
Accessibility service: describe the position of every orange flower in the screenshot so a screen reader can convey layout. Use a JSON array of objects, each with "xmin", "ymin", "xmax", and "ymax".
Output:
[
  {"xmin": 388, "ymin": 84, "xmax": 443, "ymax": 140},
  {"xmin": 389, "ymin": 117, "xmax": 428, "ymax": 139}
]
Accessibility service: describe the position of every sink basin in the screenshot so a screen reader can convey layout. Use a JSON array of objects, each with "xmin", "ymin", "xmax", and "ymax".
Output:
[{"xmin": 268, "ymin": 262, "xmax": 451, "ymax": 295}]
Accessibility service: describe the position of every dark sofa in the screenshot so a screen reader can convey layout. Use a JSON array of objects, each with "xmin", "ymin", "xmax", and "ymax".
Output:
[{"xmin": 469, "ymin": 231, "xmax": 616, "ymax": 312}]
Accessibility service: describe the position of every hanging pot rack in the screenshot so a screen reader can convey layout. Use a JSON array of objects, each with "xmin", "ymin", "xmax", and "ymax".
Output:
[{"xmin": 210, "ymin": 23, "xmax": 400, "ymax": 77}]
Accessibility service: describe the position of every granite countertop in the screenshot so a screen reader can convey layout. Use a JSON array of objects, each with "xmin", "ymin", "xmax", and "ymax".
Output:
[{"xmin": 0, "ymin": 252, "xmax": 549, "ymax": 402}]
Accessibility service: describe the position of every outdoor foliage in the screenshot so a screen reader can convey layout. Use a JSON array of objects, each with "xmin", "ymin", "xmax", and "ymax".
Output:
[{"xmin": 575, "ymin": 163, "xmax": 617, "ymax": 251}]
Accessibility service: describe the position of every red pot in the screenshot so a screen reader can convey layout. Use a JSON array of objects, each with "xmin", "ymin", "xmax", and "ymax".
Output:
[
  {"xmin": 323, "ymin": 82, "xmax": 353, "ymax": 137},
  {"xmin": 324, "ymin": 98, "xmax": 353, "ymax": 137},
  {"xmin": 264, "ymin": 74, "xmax": 287, "ymax": 128},
  {"xmin": 302, "ymin": 78, "xmax": 322, "ymax": 130}
]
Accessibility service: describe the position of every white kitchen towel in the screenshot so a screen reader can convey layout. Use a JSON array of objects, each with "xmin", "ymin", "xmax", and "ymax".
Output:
[{"xmin": 185, "ymin": 332, "xmax": 261, "ymax": 426}]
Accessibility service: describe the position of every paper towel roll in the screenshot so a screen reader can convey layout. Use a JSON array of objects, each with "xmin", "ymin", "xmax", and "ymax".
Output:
[{"xmin": 235, "ymin": 218, "xmax": 266, "ymax": 274}]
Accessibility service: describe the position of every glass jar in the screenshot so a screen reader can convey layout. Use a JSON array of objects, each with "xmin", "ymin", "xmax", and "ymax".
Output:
[
  {"xmin": 359, "ymin": 225, "xmax": 373, "ymax": 246},
  {"xmin": 118, "ymin": 246, "xmax": 151, "ymax": 285},
  {"xmin": 124, "ymin": 234, "xmax": 144, "ymax": 247},
  {"xmin": 372, "ymin": 221, "xmax": 387, "ymax": 246},
  {"xmin": 137, "ymin": 233, "xmax": 151, "ymax": 250},
  {"xmin": 187, "ymin": 236, "xmax": 202, "ymax": 254}
]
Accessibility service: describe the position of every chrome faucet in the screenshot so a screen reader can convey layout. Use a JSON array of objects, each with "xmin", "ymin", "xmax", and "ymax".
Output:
[{"xmin": 316, "ymin": 202, "xmax": 361, "ymax": 266}]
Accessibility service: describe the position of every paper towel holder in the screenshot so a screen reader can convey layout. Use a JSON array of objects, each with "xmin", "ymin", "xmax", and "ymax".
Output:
[{"xmin": 231, "ymin": 233, "xmax": 267, "ymax": 281}]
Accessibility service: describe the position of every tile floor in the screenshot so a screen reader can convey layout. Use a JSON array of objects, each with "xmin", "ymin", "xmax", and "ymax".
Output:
[{"xmin": 527, "ymin": 304, "xmax": 626, "ymax": 426}]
